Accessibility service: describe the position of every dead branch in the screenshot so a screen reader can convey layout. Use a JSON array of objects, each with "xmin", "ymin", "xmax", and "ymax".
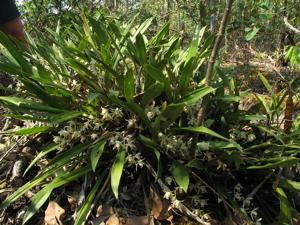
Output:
[
  {"xmin": 197, "ymin": 0, "xmax": 235, "ymax": 125},
  {"xmin": 284, "ymin": 17, "xmax": 300, "ymax": 35}
]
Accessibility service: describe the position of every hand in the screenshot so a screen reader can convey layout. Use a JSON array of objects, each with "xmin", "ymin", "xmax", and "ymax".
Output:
[{"xmin": 0, "ymin": 18, "xmax": 25, "ymax": 41}]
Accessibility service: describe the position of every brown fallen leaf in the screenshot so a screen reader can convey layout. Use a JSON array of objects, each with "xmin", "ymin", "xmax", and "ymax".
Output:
[
  {"xmin": 97, "ymin": 205, "xmax": 114, "ymax": 218},
  {"xmin": 106, "ymin": 214, "xmax": 120, "ymax": 225},
  {"xmin": 124, "ymin": 216, "xmax": 153, "ymax": 225},
  {"xmin": 149, "ymin": 185, "xmax": 172, "ymax": 221},
  {"xmin": 44, "ymin": 201, "xmax": 65, "ymax": 225}
]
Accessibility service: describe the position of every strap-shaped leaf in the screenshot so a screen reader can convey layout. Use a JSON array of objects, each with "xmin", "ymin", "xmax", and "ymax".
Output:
[
  {"xmin": 90, "ymin": 139, "xmax": 107, "ymax": 172},
  {"xmin": 124, "ymin": 69, "xmax": 135, "ymax": 102},
  {"xmin": 138, "ymin": 135, "xmax": 162, "ymax": 179},
  {"xmin": 178, "ymin": 126, "xmax": 241, "ymax": 150},
  {"xmin": 149, "ymin": 23, "xmax": 170, "ymax": 45},
  {"xmin": 135, "ymin": 33, "xmax": 147, "ymax": 64},
  {"xmin": 276, "ymin": 187, "xmax": 292, "ymax": 225},
  {"xmin": 171, "ymin": 161, "xmax": 189, "ymax": 192},
  {"xmin": 74, "ymin": 172, "xmax": 106, "ymax": 225},
  {"xmin": 247, "ymin": 157, "xmax": 299, "ymax": 169},
  {"xmin": 173, "ymin": 86, "xmax": 214, "ymax": 106},
  {"xmin": 1, "ymin": 126, "xmax": 51, "ymax": 136},
  {"xmin": 185, "ymin": 26, "xmax": 206, "ymax": 63},
  {"xmin": 141, "ymin": 82, "xmax": 164, "ymax": 106},
  {"xmin": 280, "ymin": 179, "xmax": 300, "ymax": 193},
  {"xmin": 111, "ymin": 148, "xmax": 126, "ymax": 199},
  {"xmin": 179, "ymin": 126, "xmax": 229, "ymax": 141},
  {"xmin": 23, "ymin": 166, "xmax": 91, "ymax": 224},
  {"xmin": 22, "ymin": 187, "xmax": 52, "ymax": 224},
  {"xmin": 0, "ymin": 96, "xmax": 65, "ymax": 113},
  {"xmin": 24, "ymin": 144, "xmax": 59, "ymax": 175}
]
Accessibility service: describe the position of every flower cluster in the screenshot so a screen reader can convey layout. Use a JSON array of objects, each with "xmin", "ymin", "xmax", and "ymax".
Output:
[
  {"xmin": 53, "ymin": 118, "xmax": 102, "ymax": 150},
  {"xmin": 126, "ymin": 152, "xmax": 144, "ymax": 170},
  {"xmin": 109, "ymin": 131, "xmax": 135, "ymax": 151},
  {"xmin": 189, "ymin": 182, "xmax": 208, "ymax": 208},
  {"xmin": 158, "ymin": 132, "xmax": 192, "ymax": 156}
]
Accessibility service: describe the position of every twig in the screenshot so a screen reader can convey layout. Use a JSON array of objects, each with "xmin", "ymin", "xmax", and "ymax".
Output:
[
  {"xmin": 191, "ymin": 172, "xmax": 233, "ymax": 210},
  {"xmin": 242, "ymin": 173, "xmax": 273, "ymax": 208},
  {"xmin": 284, "ymin": 17, "xmax": 300, "ymax": 35},
  {"xmin": 80, "ymin": 171, "xmax": 110, "ymax": 222},
  {"xmin": 145, "ymin": 163, "xmax": 210, "ymax": 225},
  {"xmin": 0, "ymin": 136, "xmax": 26, "ymax": 163}
]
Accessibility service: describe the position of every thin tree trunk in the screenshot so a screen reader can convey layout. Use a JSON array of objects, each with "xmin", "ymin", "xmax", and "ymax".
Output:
[{"xmin": 196, "ymin": 0, "xmax": 235, "ymax": 125}]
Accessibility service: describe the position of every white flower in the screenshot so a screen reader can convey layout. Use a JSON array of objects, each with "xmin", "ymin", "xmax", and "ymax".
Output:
[
  {"xmin": 165, "ymin": 177, "xmax": 173, "ymax": 185},
  {"xmin": 250, "ymin": 208, "xmax": 258, "ymax": 220},
  {"xmin": 115, "ymin": 141, "xmax": 122, "ymax": 150},
  {"xmin": 83, "ymin": 121, "xmax": 91, "ymax": 129},
  {"xmin": 234, "ymin": 183, "xmax": 243, "ymax": 192},
  {"xmin": 91, "ymin": 133, "xmax": 98, "ymax": 140},
  {"xmin": 242, "ymin": 197, "xmax": 252, "ymax": 208},
  {"xmin": 58, "ymin": 130, "xmax": 69, "ymax": 137},
  {"xmin": 158, "ymin": 132, "xmax": 164, "ymax": 138},
  {"xmin": 200, "ymin": 185, "xmax": 207, "ymax": 194},
  {"xmin": 94, "ymin": 123, "xmax": 101, "ymax": 130},
  {"xmin": 80, "ymin": 136, "xmax": 86, "ymax": 143},
  {"xmin": 101, "ymin": 107, "xmax": 112, "ymax": 121},
  {"xmin": 72, "ymin": 131, "xmax": 81, "ymax": 139},
  {"xmin": 146, "ymin": 111, "xmax": 155, "ymax": 119},
  {"xmin": 173, "ymin": 200, "xmax": 181, "ymax": 208},
  {"xmin": 200, "ymin": 199, "xmax": 208, "ymax": 208},
  {"xmin": 112, "ymin": 108, "xmax": 123, "ymax": 119},
  {"xmin": 127, "ymin": 119, "xmax": 136, "ymax": 129},
  {"xmin": 53, "ymin": 136, "xmax": 61, "ymax": 143},
  {"xmin": 164, "ymin": 191, "xmax": 172, "ymax": 200}
]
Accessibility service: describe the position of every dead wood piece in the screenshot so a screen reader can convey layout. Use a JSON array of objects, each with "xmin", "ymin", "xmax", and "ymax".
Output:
[{"xmin": 284, "ymin": 17, "xmax": 300, "ymax": 35}]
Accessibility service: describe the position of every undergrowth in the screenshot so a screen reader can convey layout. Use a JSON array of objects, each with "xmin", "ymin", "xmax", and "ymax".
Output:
[{"xmin": 0, "ymin": 13, "xmax": 300, "ymax": 224}]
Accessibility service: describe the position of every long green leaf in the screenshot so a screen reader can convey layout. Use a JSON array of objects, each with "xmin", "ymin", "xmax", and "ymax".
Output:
[
  {"xmin": 90, "ymin": 140, "xmax": 107, "ymax": 172},
  {"xmin": 124, "ymin": 69, "xmax": 135, "ymax": 102},
  {"xmin": 14, "ymin": 126, "xmax": 50, "ymax": 135},
  {"xmin": 0, "ymin": 96, "xmax": 65, "ymax": 113},
  {"xmin": 149, "ymin": 23, "xmax": 170, "ymax": 45},
  {"xmin": 135, "ymin": 33, "xmax": 147, "ymax": 64},
  {"xmin": 74, "ymin": 172, "xmax": 106, "ymax": 225},
  {"xmin": 174, "ymin": 86, "xmax": 214, "ymax": 106},
  {"xmin": 111, "ymin": 148, "xmax": 126, "ymax": 199},
  {"xmin": 49, "ymin": 111, "xmax": 83, "ymax": 124},
  {"xmin": 247, "ymin": 157, "xmax": 299, "ymax": 169},
  {"xmin": 138, "ymin": 135, "xmax": 162, "ymax": 179},
  {"xmin": 179, "ymin": 126, "xmax": 229, "ymax": 141},
  {"xmin": 276, "ymin": 187, "xmax": 292, "ymax": 225},
  {"xmin": 280, "ymin": 179, "xmax": 300, "ymax": 193},
  {"xmin": 171, "ymin": 161, "xmax": 189, "ymax": 192},
  {"xmin": 23, "ymin": 166, "xmax": 91, "ymax": 224},
  {"xmin": 22, "ymin": 187, "xmax": 52, "ymax": 224},
  {"xmin": 24, "ymin": 144, "xmax": 59, "ymax": 175},
  {"xmin": 141, "ymin": 82, "xmax": 164, "ymax": 106},
  {"xmin": 178, "ymin": 126, "xmax": 242, "ymax": 150}
]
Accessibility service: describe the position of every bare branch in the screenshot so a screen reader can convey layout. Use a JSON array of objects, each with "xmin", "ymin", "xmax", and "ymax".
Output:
[
  {"xmin": 197, "ymin": 0, "xmax": 235, "ymax": 125},
  {"xmin": 284, "ymin": 16, "xmax": 300, "ymax": 35}
]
